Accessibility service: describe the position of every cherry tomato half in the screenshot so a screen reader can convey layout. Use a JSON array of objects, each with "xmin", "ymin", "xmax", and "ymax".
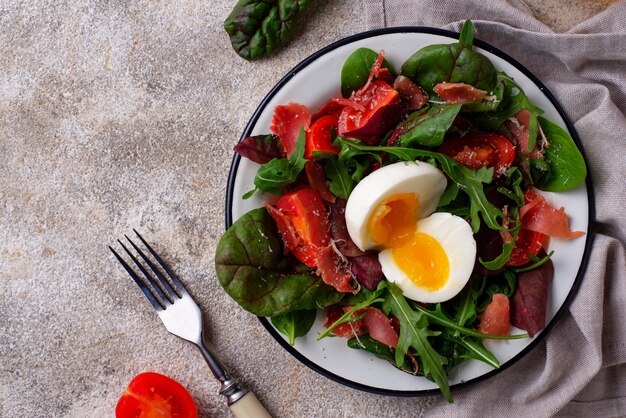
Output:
[
  {"xmin": 439, "ymin": 132, "xmax": 516, "ymax": 177},
  {"xmin": 305, "ymin": 114, "xmax": 341, "ymax": 159},
  {"xmin": 272, "ymin": 188, "xmax": 331, "ymax": 268},
  {"xmin": 116, "ymin": 372, "xmax": 197, "ymax": 418},
  {"xmin": 506, "ymin": 228, "xmax": 548, "ymax": 267}
]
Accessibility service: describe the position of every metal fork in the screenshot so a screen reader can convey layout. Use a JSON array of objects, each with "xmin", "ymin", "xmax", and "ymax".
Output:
[{"xmin": 110, "ymin": 230, "xmax": 271, "ymax": 418}]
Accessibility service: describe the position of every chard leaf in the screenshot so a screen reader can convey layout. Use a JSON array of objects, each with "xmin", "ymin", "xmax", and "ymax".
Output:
[
  {"xmin": 391, "ymin": 104, "xmax": 462, "ymax": 147},
  {"xmin": 215, "ymin": 208, "xmax": 343, "ymax": 316},
  {"xmin": 401, "ymin": 20, "xmax": 497, "ymax": 95},
  {"xmin": 338, "ymin": 139, "xmax": 504, "ymax": 233},
  {"xmin": 535, "ymin": 117, "xmax": 587, "ymax": 192},
  {"xmin": 234, "ymin": 134, "xmax": 285, "ymax": 164},
  {"xmin": 382, "ymin": 283, "xmax": 451, "ymax": 403},
  {"xmin": 224, "ymin": 0, "xmax": 311, "ymax": 60},
  {"xmin": 251, "ymin": 127, "xmax": 306, "ymax": 196},
  {"xmin": 271, "ymin": 309, "xmax": 316, "ymax": 346},
  {"xmin": 341, "ymin": 48, "xmax": 397, "ymax": 98}
]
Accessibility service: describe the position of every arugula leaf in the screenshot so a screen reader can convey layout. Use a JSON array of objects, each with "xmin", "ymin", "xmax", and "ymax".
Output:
[
  {"xmin": 535, "ymin": 117, "xmax": 587, "ymax": 192},
  {"xmin": 391, "ymin": 104, "xmax": 462, "ymax": 147},
  {"xmin": 215, "ymin": 208, "xmax": 343, "ymax": 316},
  {"xmin": 338, "ymin": 139, "xmax": 505, "ymax": 233},
  {"xmin": 271, "ymin": 309, "xmax": 316, "ymax": 346},
  {"xmin": 382, "ymin": 283, "xmax": 451, "ymax": 403},
  {"xmin": 401, "ymin": 20, "xmax": 497, "ymax": 95},
  {"xmin": 322, "ymin": 158, "xmax": 355, "ymax": 200},
  {"xmin": 348, "ymin": 335, "xmax": 421, "ymax": 375},
  {"xmin": 442, "ymin": 334, "xmax": 500, "ymax": 369},
  {"xmin": 341, "ymin": 48, "xmax": 397, "ymax": 98},
  {"xmin": 317, "ymin": 292, "xmax": 384, "ymax": 341},
  {"xmin": 224, "ymin": 0, "xmax": 311, "ymax": 60},
  {"xmin": 248, "ymin": 127, "xmax": 306, "ymax": 196},
  {"xmin": 512, "ymin": 251, "xmax": 555, "ymax": 273},
  {"xmin": 413, "ymin": 303, "xmax": 528, "ymax": 340}
]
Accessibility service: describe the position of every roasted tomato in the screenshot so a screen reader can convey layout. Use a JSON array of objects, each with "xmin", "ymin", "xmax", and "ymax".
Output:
[
  {"xmin": 305, "ymin": 114, "xmax": 341, "ymax": 159},
  {"xmin": 116, "ymin": 372, "xmax": 197, "ymax": 418},
  {"xmin": 269, "ymin": 188, "xmax": 330, "ymax": 268},
  {"xmin": 439, "ymin": 132, "xmax": 515, "ymax": 177}
]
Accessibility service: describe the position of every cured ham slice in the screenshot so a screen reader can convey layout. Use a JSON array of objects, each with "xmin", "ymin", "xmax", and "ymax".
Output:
[
  {"xmin": 324, "ymin": 305, "xmax": 398, "ymax": 347},
  {"xmin": 315, "ymin": 245, "xmax": 358, "ymax": 294},
  {"xmin": 270, "ymin": 102, "xmax": 311, "ymax": 157},
  {"xmin": 521, "ymin": 189, "xmax": 585, "ymax": 239},
  {"xmin": 433, "ymin": 82, "xmax": 487, "ymax": 104},
  {"xmin": 478, "ymin": 293, "xmax": 511, "ymax": 336},
  {"xmin": 505, "ymin": 109, "xmax": 543, "ymax": 158}
]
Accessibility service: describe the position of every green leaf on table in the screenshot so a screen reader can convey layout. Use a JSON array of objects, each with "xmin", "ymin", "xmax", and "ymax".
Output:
[
  {"xmin": 271, "ymin": 309, "xmax": 317, "ymax": 346},
  {"xmin": 224, "ymin": 0, "xmax": 311, "ymax": 60},
  {"xmin": 215, "ymin": 208, "xmax": 343, "ymax": 316},
  {"xmin": 382, "ymin": 283, "xmax": 452, "ymax": 403},
  {"xmin": 401, "ymin": 20, "xmax": 497, "ymax": 95},
  {"xmin": 341, "ymin": 47, "xmax": 397, "ymax": 98},
  {"xmin": 392, "ymin": 104, "xmax": 462, "ymax": 147},
  {"xmin": 535, "ymin": 116, "xmax": 587, "ymax": 192}
]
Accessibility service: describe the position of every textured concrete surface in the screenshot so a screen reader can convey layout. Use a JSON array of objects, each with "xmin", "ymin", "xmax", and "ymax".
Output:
[{"xmin": 0, "ymin": 1, "xmax": 614, "ymax": 417}]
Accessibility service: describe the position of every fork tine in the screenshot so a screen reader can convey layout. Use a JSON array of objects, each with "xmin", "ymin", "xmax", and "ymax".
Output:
[
  {"xmin": 124, "ymin": 234, "xmax": 180, "ymax": 300},
  {"xmin": 133, "ymin": 229, "xmax": 186, "ymax": 294},
  {"xmin": 109, "ymin": 246, "xmax": 164, "ymax": 311},
  {"xmin": 117, "ymin": 239, "xmax": 174, "ymax": 305}
]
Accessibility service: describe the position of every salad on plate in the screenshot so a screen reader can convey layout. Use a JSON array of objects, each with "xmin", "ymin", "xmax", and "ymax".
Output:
[{"xmin": 215, "ymin": 21, "xmax": 587, "ymax": 401}]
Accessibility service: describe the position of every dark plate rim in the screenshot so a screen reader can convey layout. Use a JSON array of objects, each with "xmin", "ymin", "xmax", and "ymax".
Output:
[{"xmin": 224, "ymin": 26, "xmax": 596, "ymax": 397}]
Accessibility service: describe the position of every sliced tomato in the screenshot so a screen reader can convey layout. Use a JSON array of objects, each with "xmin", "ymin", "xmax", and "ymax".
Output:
[
  {"xmin": 338, "ymin": 80, "xmax": 402, "ymax": 143},
  {"xmin": 479, "ymin": 293, "xmax": 511, "ymax": 336},
  {"xmin": 305, "ymin": 114, "xmax": 340, "ymax": 159},
  {"xmin": 506, "ymin": 228, "xmax": 548, "ymax": 267},
  {"xmin": 271, "ymin": 188, "xmax": 330, "ymax": 268},
  {"xmin": 439, "ymin": 132, "xmax": 516, "ymax": 178},
  {"xmin": 116, "ymin": 372, "xmax": 197, "ymax": 418}
]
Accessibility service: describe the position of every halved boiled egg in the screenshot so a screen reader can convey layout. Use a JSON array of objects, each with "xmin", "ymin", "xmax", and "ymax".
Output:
[
  {"xmin": 345, "ymin": 161, "xmax": 448, "ymax": 252},
  {"xmin": 345, "ymin": 160, "xmax": 476, "ymax": 303},
  {"xmin": 379, "ymin": 212, "xmax": 476, "ymax": 303}
]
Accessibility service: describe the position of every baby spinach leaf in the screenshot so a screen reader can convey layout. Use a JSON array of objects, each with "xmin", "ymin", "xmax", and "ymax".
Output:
[
  {"xmin": 224, "ymin": 0, "xmax": 311, "ymax": 60},
  {"xmin": 271, "ymin": 309, "xmax": 316, "ymax": 346},
  {"xmin": 249, "ymin": 127, "xmax": 306, "ymax": 196},
  {"xmin": 392, "ymin": 104, "xmax": 462, "ymax": 147},
  {"xmin": 215, "ymin": 208, "xmax": 343, "ymax": 316},
  {"xmin": 401, "ymin": 20, "xmax": 497, "ymax": 95},
  {"xmin": 382, "ymin": 283, "xmax": 451, "ymax": 402},
  {"xmin": 341, "ymin": 48, "xmax": 397, "ymax": 98},
  {"xmin": 337, "ymin": 139, "xmax": 505, "ymax": 233},
  {"xmin": 535, "ymin": 117, "xmax": 587, "ymax": 192}
]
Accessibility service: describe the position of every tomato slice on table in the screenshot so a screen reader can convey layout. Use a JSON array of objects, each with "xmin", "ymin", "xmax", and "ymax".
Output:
[
  {"xmin": 305, "ymin": 114, "xmax": 341, "ymax": 159},
  {"xmin": 439, "ymin": 132, "xmax": 515, "ymax": 177},
  {"xmin": 116, "ymin": 372, "xmax": 197, "ymax": 418}
]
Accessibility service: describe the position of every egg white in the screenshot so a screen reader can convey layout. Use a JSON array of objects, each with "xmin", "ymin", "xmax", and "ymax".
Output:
[
  {"xmin": 345, "ymin": 161, "xmax": 447, "ymax": 252},
  {"xmin": 379, "ymin": 212, "xmax": 476, "ymax": 303}
]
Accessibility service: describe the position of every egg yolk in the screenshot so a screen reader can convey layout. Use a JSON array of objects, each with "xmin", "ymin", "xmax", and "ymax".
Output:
[
  {"xmin": 367, "ymin": 193, "xmax": 418, "ymax": 247},
  {"xmin": 392, "ymin": 232, "xmax": 450, "ymax": 291}
]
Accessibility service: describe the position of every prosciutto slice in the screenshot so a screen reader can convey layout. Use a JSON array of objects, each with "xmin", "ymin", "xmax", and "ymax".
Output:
[
  {"xmin": 433, "ymin": 82, "xmax": 487, "ymax": 104},
  {"xmin": 270, "ymin": 102, "xmax": 311, "ymax": 157},
  {"xmin": 521, "ymin": 189, "xmax": 585, "ymax": 239},
  {"xmin": 324, "ymin": 305, "xmax": 398, "ymax": 347}
]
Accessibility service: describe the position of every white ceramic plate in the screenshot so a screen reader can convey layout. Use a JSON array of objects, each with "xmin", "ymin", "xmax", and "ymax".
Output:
[{"xmin": 225, "ymin": 28, "xmax": 594, "ymax": 396}]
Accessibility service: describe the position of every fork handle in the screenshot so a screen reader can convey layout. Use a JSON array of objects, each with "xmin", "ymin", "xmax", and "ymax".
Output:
[{"xmin": 229, "ymin": 391, "xmax": 272, "ymax": 418}]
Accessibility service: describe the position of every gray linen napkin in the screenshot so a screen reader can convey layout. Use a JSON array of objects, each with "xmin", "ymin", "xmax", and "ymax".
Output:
[{"xmin": 364, "ymin": 1, "xmax": 626, "ymax": 416}]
